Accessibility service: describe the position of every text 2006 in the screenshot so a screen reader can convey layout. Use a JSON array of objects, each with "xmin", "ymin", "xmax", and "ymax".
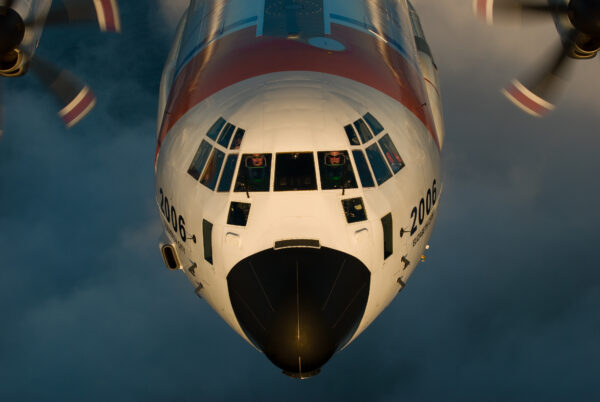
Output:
[
  {"xmin": 159, "ymin": 188, "xmax": 187, "ymax": 242},
  {"xmin": 410, "ymin": 180, "xmax": 437, "ymax": 236}
]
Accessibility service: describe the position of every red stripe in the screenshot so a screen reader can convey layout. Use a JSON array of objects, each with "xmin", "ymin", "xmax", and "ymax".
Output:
[
  {"xmin": 62, "ymin": 90, "xmax": 96, "ymax": 125},
  {"xmin": 506, "ymin": 83, "xmax": 550, "ymax": 116},
  {"xmin": 157, "ymin": 24, "xmax": 439, "ymax": 161},
  {"xmin": 476, "ymin": 0, "xmax": 487, "ymax": 19},
  {"xmin": 99, "ymin": 0, "xmax": 116, "ymax": 32}
]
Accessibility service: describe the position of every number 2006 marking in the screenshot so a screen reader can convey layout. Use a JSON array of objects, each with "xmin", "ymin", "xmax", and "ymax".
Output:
[
  {"xmin": 159, "ymin": 188, "xmax": 187, "ymax": 242},
  {"xmin": 410, "ymin": 180, "xmax": 437, "ymax": 236}
]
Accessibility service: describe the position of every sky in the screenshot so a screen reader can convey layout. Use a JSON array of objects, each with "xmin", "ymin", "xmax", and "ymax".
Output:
[{"xmin": 1, "ymin": 1, "xmax": 599, "ymax": 401}]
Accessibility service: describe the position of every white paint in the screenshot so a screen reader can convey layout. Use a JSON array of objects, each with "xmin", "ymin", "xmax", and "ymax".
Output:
[{"xmin": 155, "ymin": 0, "xmax": 444, "ymax": 368}]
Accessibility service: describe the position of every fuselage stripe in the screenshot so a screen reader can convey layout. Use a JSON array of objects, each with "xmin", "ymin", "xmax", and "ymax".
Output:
[
  {"xmin": 174, "ymin": 16, "xmax": 259, "ymax": 79},
  {"xmin": 157, "ymin": 24, "xmax": 439, "ymax": 162},
  {"xmin": 328, "ymin": 14, "xmax": 411, "ymax": 61}
]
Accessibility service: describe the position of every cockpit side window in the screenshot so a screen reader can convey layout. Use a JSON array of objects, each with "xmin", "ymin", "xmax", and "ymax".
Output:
[
  {"xmin": 344, "ymin": 124, "xmax": 361, "ymax": 146},
  {"xmin": 352, "ymin": 150, "xmax": 375, "ymax": 188},
  {"xmin": 365, "ymin": 143, "xmax": 392, "ymax": 185},
  {"xmin": 230, "ymin": 128, "xmax": 245, "ymax": 150},
  {"xmin": 234, "ymin": 153, "xmax": 272, "ymax": 192},
  {"xmin": 378, "ymin": 134, "xmax": 405, "ymax": 173},
  {"xmin": 200, "ymin": 148, "xmax": 225, "ymax": 190},
  {"xmin": 206, "ymin": 117, "xmax": 226, "ymax": 140},
  {"xmin": 354, "ymin": 119, "xmax": 373, "ymax": 143},
  {"xmin": 318, "ymin": 151, "xmax": 358, "ymax": 190},
  {"xmin": 274, "ymin": 153, "xmax": 317, "ymax": 191},
  {"xmin": 217, "ymin": 123, "xmax": 236, "ymax": 148},
  {"xmin": 363, "ymin": 113, "xmax": 384, "ymax": 136},
  {"xmin": 188, "ymin": 140, "xmax": 213, "ymax": 180},
  {"xmin": 217, "ymin": 154, "xmax": 239, "ymax": 192},
  {"xmin": 341, "ymin": 113, "xmax": 405, "ymax": 186}
]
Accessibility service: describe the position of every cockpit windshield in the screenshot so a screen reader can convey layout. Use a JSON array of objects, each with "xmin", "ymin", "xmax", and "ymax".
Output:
[
  {"xmin": 229, "ymin": 150, "xmax": 368, "ymax": 192},
  {"xmin": 317, "ymin": 151, "xmax": 358, "ymax": 190},
  {"xmin": 274, "ymin": 153, "xmax": 317, "ymax": 191},
  {"xmin": 234, "ymin": 153, "xmax": 272, "ymax": 192}
]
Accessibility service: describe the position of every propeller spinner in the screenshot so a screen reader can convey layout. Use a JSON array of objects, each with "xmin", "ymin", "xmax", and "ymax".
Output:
[
  {"xmin": 0, "ymin": 0, "xmax": 120, "ymax": 135},
  {"xmin": 474, "ymin": 0, "xmax": 600, "ymax": 117}
]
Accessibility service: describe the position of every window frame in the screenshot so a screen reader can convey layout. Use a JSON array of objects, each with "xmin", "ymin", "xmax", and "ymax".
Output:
[
  {"xmin": 343, "ymin": 113, "xmax": 406, "ymax": 188},
  {"xmin": 200, "ymin": 148, "xmax": 226, "ymax": 190},
  {"xmin": 274, "ymin": 152, "xmax": 318, "ymax": 192},
  {"xmin": 378, "ymin": 134, "xmax": 405, "ymax": 174},
  {"xmin": 188, "ymin": 140, "xmax": 213, "ymax": 181},
  {"xmin": 206, "ymin": 117, "xmax": 226, "ymax": 141},
  {"xmin": 317, "ymin": 150, "xmax": 358, "ymax": 191},
  {"xmin": 234, "ymin": 153, "xmax": 273, "ymax": 193},
  {"xmin": 365, "ymin": 143, "xmax": 393, "ymax": 185},
  {"xmin": 217, "ymin": 153, "xmax": 240, "ymax": 193},
  {"xmin": 351, "ymin": 150, "xmax": 376, "ymax": 188}
]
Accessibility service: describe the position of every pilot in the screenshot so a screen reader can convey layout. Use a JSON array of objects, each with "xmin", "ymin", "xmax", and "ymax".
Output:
[
  {"xmin": 249, "ymin": 154, "xmax": 265, "ymax": 167},
  {"xmin": 323, "ymin": 151, "xmax": 346, "ymax": 189},
  {"xmin": 245, "ymin": 153, "xmax": 268, "ymax": 189}
]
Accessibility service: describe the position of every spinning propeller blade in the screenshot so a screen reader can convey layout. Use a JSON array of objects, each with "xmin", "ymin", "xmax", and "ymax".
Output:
[
  {"xmin": 0, "ymin": 1, "xmax": 120, "ymax": 133},
  {"xmin": 503, "ymin": 31, "xmax": 576, "ymax": 116},
  {"xmin": 475, "ymin": 0, "xmax": 600, "ymax": 116},
  {"xmin": 30, "ymin": 56, "xmax": 96, "ymax": 127},
  {"xmin": 30, "ymin": 0, "xmax": 121, "ymax": 32}
]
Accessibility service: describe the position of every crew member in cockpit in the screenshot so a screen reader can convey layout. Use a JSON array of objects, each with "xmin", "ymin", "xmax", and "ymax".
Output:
[
  {"xmin": 246, "ymin": 153, "xmax": 268, "ymax": 189},
  {"xmin": 323, "ymin": 151, "xmax": 346, "ymax": 189},
  {"xmin": 249, "ymin": 153, "xmax": 265, "ymax": 167},
  {"xmin": 235, "ymin": 153, "xmax": 271, "ymax": 192}
]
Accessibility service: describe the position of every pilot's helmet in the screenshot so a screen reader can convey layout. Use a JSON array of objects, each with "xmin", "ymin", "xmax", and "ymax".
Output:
[
  {"xmin": 324, "ymin": 151, "xmax": 346, "ymax": 181},
  {"xmin": 245, "ymin": 154, "xmax": 267, "ymax": 183}
]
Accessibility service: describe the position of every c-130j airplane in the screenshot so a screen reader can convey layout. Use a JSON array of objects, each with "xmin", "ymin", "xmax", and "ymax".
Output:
[
  {"xmin": 156, "ymin": 0, "xmax": 442, "ymax": 379},
  {"xmin": 154, "ymin": 0, "xmax": 599, "ymax": 378}
]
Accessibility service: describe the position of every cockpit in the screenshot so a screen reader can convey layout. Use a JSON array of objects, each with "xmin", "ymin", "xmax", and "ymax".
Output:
[
  {"xmin": 233, "ymin": 151, "xmax": 356, "ymax": 192},
  {"xmin": 187, "ymin": 113, "xmax": 407, "ymax": 194}
]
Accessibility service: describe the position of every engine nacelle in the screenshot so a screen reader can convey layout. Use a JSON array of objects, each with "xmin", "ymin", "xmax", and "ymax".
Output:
[
  {"xmin": 0, "ymin": 48, "xmax": 27, "ymax": 77},
  {"xmin": 0, "ymin": 0, "xmax": 51, "ymax": 77},
  {"xmin": 572, "ymin": 36, "xmax": 600, "ymax": 59}
]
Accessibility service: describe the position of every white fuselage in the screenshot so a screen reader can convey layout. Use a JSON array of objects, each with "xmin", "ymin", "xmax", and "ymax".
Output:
[{"xmin": 155, "ymin": 0, "xmax": 443, "ymax": 377}]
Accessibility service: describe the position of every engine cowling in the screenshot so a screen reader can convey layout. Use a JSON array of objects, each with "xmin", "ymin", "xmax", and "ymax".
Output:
[
  {"xmin": 572, "ymin": 35, "xmax": 600, "ymax": 59},
  {"xmin": 0, "ymin": 48, "xmax": 26, "ymax": 77}
]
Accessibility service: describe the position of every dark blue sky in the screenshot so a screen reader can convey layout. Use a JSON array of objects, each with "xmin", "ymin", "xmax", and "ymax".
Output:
[{"xmin": 1, "ymin": 1, "xmax": 599, "ymax": 401}]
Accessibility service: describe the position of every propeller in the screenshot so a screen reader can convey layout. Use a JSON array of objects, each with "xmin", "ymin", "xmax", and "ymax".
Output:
[
  {"xmin": 0, "ymin": 0, "xmax": 120, "ymax": 135},
  {"xmin": 474, "ymin": 0, "xmax": 600, "ymax": 117}
]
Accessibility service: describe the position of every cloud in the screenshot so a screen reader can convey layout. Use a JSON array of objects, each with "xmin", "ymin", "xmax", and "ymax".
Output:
[{"xmin": 1, "ymin": 1, "xmax": 600, "ymax": 401}]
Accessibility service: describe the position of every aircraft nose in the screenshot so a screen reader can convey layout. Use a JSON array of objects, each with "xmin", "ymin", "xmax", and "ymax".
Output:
[{"xmin": 227, "ymin": 246, "xmax": 370, "ymax": 378}]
